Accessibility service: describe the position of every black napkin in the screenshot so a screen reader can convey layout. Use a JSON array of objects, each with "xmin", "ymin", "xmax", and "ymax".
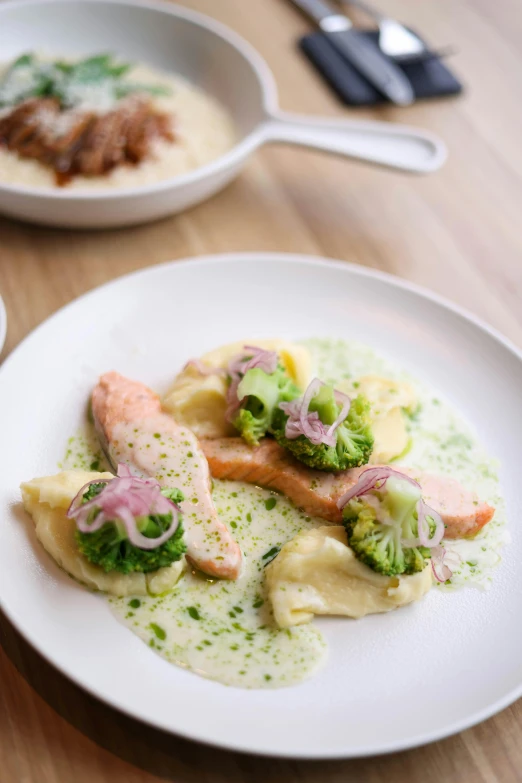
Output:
[{"xmin": 300, "ymin": 30, "xmax": 463, "ymax": 106}]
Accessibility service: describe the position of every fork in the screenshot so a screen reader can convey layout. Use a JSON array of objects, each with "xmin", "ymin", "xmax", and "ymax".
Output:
[{"xmin": 340, "ymin": 0, "xmax": 454, "ymax": 63}]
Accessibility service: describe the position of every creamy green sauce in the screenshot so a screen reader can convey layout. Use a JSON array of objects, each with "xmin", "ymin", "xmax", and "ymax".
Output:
[
  {"xmin": 60, "ymin": 338, "xmax": 506, "ymax": 688},
  {"xmin": 110, "ymin": 482, "xmax": 326, "ymax": 688},
  {"xmin": 58, "ymin": 427, "xmax": 109, "ymax": 473},
  {"xmin": 309, "ymin": 338, "xmax": 507, "ymax": 590}
]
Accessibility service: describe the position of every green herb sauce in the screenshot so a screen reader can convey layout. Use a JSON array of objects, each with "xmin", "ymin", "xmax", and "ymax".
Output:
[{"xmin": 61, "ymin": 338, "xmax": 506, "ymax": 688}]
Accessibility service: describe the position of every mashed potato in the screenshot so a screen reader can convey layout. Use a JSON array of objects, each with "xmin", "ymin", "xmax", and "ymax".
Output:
[
  {"xmin": 338, "ymin": 375, "xmax": 418, "ymax": 463},
  {"xmin": 0, "ymin": 63, "xmax": 236, "ymax": 190},
  {"xmin": 20, "ymin": 470, "xmax": 186, "ymax": 596},
  {"xmin": 266, "ymin": 526, "xmax": 432, "ymax": 627}
]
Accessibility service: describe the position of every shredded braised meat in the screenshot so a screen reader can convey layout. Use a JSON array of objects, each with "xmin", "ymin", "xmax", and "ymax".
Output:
[{"xmin": 0, "ymin": 95, "xmax": 174, "ymax": 185}]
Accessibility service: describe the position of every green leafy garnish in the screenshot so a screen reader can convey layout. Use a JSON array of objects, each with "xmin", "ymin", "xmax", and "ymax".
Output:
[
  {"xmin": 0, "ymin": 52, "xmax": 171, "ymax": 109},
  {"xmin": 149, "ymin": 623, "xmax": 166, "ymax": 641},
  {"xmin": 262, "ymin": 546, "xmax": 280, "ymax": 565}
]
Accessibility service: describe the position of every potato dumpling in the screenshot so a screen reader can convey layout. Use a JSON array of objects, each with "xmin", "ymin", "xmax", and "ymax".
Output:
[
  {"xmin": 338, "ymin": 375, "xmax": 417, "ymax": 463},
  {"xmin": 20, "ymin": 470, "xmax": 186, "ymax": 596},
  {"xmin": 266, "ymin": 526, "xmax": 431, "ymax": 628},
  {"xmin": 355, "ymin": 375, "xmax": 417, "ymax": 416},
  {"xmin": 163, "ymin": 339, "xmax": 312, "ymax": 439},
  {"xmin": 370, "ymin": 407, "xmax": 411, "ymax": 464}
]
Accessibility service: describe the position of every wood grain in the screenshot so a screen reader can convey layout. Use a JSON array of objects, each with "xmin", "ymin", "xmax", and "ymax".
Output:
[{"xmin": 1, "ymin": 0, "xmax": 522, "ymax": 780}]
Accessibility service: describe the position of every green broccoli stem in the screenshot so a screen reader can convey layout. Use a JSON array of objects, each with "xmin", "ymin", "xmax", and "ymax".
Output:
[
  {"xmin": 308, "ymin": 384, "xmax": 339, "ymax": 426},
  {"xmin": 237, "ymin": 368, "xmax": 283, "ymax": 419},
  {"xmin": 343, "ymin": 477, "xmax": 430, "ymax": 576},
  {"xmin": 234, "ymin": 366, "xmax": 301, "ymax": 447},
  {"xmin": 382, "ymin": 477, "xmax": 420, "ymax": 532}
]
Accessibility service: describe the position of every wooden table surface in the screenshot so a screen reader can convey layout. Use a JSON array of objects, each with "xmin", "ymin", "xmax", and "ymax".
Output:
[{"xmin": 1, "ymin": 0, "xmax": 522, "ymax": 780}]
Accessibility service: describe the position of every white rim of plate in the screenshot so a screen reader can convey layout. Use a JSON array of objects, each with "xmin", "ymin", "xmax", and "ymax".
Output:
[{"xmin": 1, "ymin": 252, "xmax": 522, "ymax": 759}]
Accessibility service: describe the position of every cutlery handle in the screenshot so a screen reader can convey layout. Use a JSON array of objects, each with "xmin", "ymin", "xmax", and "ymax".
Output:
[
  {"xmin": 261, "ymin": 111, "xmax": 446, "ymax": 173},
  {"xmin": 341, "ymin": 0, "xmax": 385, "ymax": 23},
  {"xmin": 288, "ymin": 0, "xmax": 350, "ymax": 27}
]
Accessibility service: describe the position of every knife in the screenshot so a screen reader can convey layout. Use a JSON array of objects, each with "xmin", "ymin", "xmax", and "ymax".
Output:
[{"xmin": 288, "ymin": 0, "xmax": 415, "ymax": 105}]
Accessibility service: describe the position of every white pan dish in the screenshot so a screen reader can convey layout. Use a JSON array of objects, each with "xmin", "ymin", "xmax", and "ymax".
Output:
[{"xmin": 0, "ymin": 0, "xmax": 446, "ymax": 228}]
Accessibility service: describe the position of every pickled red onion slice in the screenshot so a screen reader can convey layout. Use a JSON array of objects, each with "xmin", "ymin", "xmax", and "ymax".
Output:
[
  {"xmin": 279, "ymin": 379, "xmax": 351, "ymax": 447},
  {"xmin": 337, "ymin": 466, "xmax": 445, "ymax": 556},
  {"xmin": 66, "ymin": 464, "xmax": 181, "ymax": 551},
  {"xmin": 431, "ymin": 545, "xmax": 460, "ymax": 583}
]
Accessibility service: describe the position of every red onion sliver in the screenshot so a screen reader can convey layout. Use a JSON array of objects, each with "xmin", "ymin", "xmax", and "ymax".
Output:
[
  {"xmin": 117, "ymin": 463, "xmax": 133, "ymax": 478},
  {"xmin": 336, "ymin": 466, "xmax": 420, "ymax": 511},
  {"xmin": 75, "ymin": 509, "xmax": 110, "ymax": 535},
  {"xmin": 225, "ymin": 345, "xmax": 279, "ymax": 423},
  {"xmin": 67, "ymin": 463, "xmax": 181, "ymax": 551},
  {"xmin": 279, "ymin": 380, "xmax": 351, "ymax": 447},
  {"xmin": 114, "ymin": 504, "xmax": 180, "ymax": 550},
  {"xmin": 418, "ymin": 500, "xmax": 445, "ymax": 548},
  {"xmin": 183, "ymin": 358, "xmax": 226, "ymax": 377},
  {"xmin": 242, "ymin": 346, "xmax": 278, "ymax": 375},
  {"xmin": 402, "ymin": 500, "xmax": 445, "ymax": 549},
  {"xmin": 325, "ymin": 389, "xmax": 351, "ymax": 445},
  {"xmin": 280, "ymin": 399, "xmax": 323, "ymax": 441},
  {"xmin": 279, "ymin": 399, "xmax": 301, "ymax": 420},
  {"xmin": 299, "ymin": 378, "xmax": 323, "ymax": 442},
  {"xmin": 225, "ymin": 374, "xmax": 243, "ymax": 422},
  {"xmin": 431, "ymin": 546, "xmax": 454, "ymax": 582},
  {"xmin": 66, "ymin": 478, "xmax": 112, "ymax": 518},
  {"xmin": 416, "ymin": 500, "xmax": 431, "ymax": 547}
]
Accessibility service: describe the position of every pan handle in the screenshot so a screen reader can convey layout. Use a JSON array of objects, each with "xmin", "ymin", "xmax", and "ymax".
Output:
[{"xmin": 260, "ymin": 110, "xmax": 446, "ymax": 173}]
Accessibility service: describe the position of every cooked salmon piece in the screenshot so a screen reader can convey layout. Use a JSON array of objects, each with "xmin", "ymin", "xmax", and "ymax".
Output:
[
  {"xmin": 400, "ymin": 468, "xmax": 495, "ymax": 538},
  {"xmin": 200, "ymin": 438, "xmax": 495, "ymax": 539},
  {"xmin": 201, "ymin": 437, "xmax": 366, "ymax": 523},
  {"xmin": 91, "ymin": 372, "xmax": 242, "ymax": 579}
]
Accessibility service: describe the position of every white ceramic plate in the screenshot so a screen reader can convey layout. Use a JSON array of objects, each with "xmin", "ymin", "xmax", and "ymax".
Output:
[{"xmin": 1, "ymin": 253, "xmax": 521, "ymax": 759}]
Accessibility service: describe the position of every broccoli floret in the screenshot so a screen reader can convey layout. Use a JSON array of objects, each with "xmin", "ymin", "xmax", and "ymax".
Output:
[
  {"xmin": 75, "ymin": 483, "xmax": 186, "ymax": 574},
  {"xmin": 158, "ymin": 487, "xmax": 185, "ymax": 505},
  {"xmin": 273, "ymin": 386, "xmax": 374, "ymax": 471},
  {"xmin": 233, "ymin": 366, "xmax": 300, "ymax": 446},
  {"xmin": 343, "ymin": 476, "xmax": 432, "ymax": 576}
]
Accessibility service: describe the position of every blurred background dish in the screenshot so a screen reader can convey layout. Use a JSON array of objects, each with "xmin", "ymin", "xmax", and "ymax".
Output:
[
  {"xmin": 0, "ymin": 0, "xmax": 445, "ymax": 229},
  {"xmin": 0, "ymin": 52, "xmax": 237, "ymax": 190}
]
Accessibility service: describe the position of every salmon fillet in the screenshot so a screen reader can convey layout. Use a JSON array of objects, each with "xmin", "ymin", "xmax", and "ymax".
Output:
[
  {"xmin": 200, "ymin": 438, "xmax": 495, "ymax": 539},
  {"xmin": 400, "ymin": 469, "xmax": 495, "ymax": 538},
  {"xmin": 91, "ymin": 372, "xmax": 242, "ymax": 579}
]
